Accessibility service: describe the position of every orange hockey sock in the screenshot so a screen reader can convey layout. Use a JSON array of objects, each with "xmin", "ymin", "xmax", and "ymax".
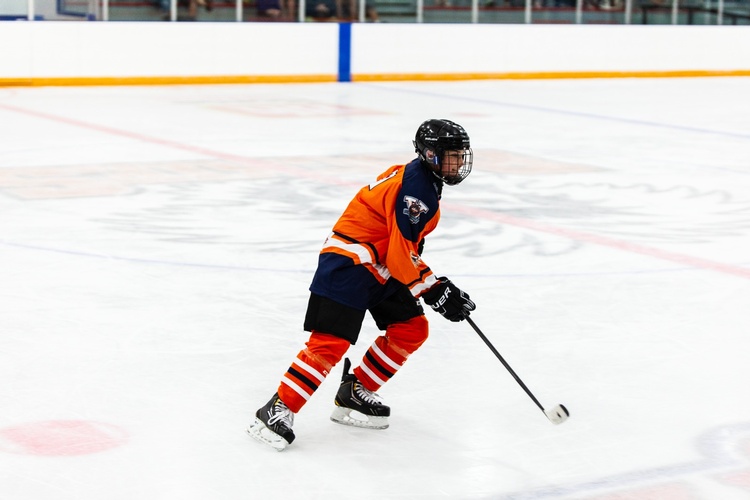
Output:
[
  {"xmin": 354, "ymin": 315, "xmax": 429, "ymax": 392},
  {"xmin": 277, "ymin": 331, "xmax": 349, "ymax": 413}
]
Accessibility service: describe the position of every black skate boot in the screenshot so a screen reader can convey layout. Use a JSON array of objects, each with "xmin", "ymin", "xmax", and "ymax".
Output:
[
  {"xmin": 330, "ymin": 358, "xmax": 390, "ymax": 429},
  {"xmin": 247, "ymin": 393, "xmax": 295, "ymax": 451}
]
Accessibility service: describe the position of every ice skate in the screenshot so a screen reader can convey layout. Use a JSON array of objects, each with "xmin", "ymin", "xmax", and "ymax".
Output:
[
  {"xmin": 247, "ymin": 393, "xmax": 295, "ymax": 451},
  {"xmin": 330, "ymin": 358, "xmax": 390, "ymax": 429}
]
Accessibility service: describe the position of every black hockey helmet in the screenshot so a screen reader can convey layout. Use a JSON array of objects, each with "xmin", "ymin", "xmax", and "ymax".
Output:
[{"xmin": 413, "ymin": 119, "xmax": 473, "ymax": 185}]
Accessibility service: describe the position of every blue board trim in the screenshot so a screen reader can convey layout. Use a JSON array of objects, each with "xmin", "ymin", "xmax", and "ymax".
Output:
[{"xmin": 338, "ymin": 23, "xmax": 352, "ymax": 83}]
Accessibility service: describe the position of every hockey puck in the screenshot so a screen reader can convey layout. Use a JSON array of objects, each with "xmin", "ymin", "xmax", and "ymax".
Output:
[{"xmin": 544, "ymin": 404, "xmax": 570, "ymax": 425}]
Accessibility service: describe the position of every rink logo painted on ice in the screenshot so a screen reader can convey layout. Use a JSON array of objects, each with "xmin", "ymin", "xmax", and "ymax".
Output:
[
  {"xmin": 0, "ymin": 420, "xmax": 128, "ymax": 456},
  {"xmin": 0, "ymin": 148, "xmax": 583, "ymax": 201},
  {"xmin": 502, "ymin": 422, "xmax": 750, "ymax": 500},
  {"xmin": 0, "ymin": 160, "xmax": 276, "ymax": 199},
  {"xmin": 403, "ymin": 196, "xmax": 429, "ymax": 224}
]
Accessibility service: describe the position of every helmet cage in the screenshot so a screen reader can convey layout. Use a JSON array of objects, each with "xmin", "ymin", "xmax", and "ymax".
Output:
[
  {"xmin": 436, "ymin": 147, "xmax": 473, "ymax": 186},
  {"xmin": 413, "ymin": 119, "xmax": 473, "ymax": 186}
]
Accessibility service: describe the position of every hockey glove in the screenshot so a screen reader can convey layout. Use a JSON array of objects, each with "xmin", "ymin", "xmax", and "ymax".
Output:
[{"xmin": 421, "ymin": 277, "xmax": 476, "ymax": 322}]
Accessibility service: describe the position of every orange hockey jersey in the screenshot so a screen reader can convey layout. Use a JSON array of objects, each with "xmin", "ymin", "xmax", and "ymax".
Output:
[{"xmin": 309, "ymin": 159, "xmax": 442, "ymax": 311}]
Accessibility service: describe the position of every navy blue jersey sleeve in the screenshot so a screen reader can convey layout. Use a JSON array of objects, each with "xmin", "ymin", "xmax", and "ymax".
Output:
[{"xmin": 395, "ymin": 160, "xmax": 441, "ymax": 243}]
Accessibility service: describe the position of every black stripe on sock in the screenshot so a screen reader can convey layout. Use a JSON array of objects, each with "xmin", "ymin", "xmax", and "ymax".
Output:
[
  {"xmin": 365, "ymin": 350, "xmax": 395, "ymax": 379},
  {"xmin": 287, "ymin": 366, "xmax": 319, "ymax": 392}
]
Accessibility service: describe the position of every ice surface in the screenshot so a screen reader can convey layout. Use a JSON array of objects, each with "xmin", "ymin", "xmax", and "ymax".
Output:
[{"xmin": 1, "ymin": 78, "xmax": 749, "ymax": 499}]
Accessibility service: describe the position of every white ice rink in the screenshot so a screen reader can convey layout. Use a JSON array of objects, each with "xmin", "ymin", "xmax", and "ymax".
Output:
[{"xmin": 1, "ymin": 78, "xmax": 749, "ymax": 499}]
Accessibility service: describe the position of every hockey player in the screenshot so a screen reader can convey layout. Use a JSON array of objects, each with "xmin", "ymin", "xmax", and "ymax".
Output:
[{"xmin": 247, "ymin": 119, "xmax": 477, "ymax": 451}]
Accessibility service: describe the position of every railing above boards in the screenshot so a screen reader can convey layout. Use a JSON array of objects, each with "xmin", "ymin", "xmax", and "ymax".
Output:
[{"xmin": 12, "ymin": 0, "xmax": 750, "ymax": 24}]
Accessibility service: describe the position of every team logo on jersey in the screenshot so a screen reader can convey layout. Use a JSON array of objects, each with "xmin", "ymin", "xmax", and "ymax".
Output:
[
  {"xmin": 403, "ymin": 196, "xmax": 429, "ymax": 224},
  {"xmin": 410, "ymin": 251, "xmax": 422, "ymax": 267}
]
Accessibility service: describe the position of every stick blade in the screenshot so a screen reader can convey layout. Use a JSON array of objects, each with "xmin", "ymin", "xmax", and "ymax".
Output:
[{"xmin": 544, "ymin": 404, "xmax": 570, "ymax": 425}]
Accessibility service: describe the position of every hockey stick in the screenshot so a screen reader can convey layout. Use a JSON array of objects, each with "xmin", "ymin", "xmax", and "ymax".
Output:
[{"xmin": 465, "ymin": 316, "xmax": 570, "ymax": 425}]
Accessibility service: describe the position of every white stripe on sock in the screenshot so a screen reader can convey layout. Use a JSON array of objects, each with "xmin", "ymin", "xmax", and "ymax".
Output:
[
  {"xmin": 293, "ymin": 358, "xmax": 326, "ymax": 384},
  {"xmin": 281, "ymin": 377, "xmax": 311, "ymax": 400},
  {"xmin": 371, "ymin": 342, "xmax": 402, "ymax": 371},
  {"xmin": 359, "ymin": 363, "xmax": 387, "ymax": 387}
]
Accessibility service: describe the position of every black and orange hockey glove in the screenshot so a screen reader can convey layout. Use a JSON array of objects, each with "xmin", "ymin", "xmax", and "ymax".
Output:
[{"xmin": 421, "ymin": 277, "xmax": 476, "ymax": 322}]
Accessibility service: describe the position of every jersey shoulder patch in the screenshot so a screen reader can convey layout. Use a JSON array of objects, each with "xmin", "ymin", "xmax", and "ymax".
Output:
[
  {"xmin": 396, "ymin": 160, "xmax": 440, "ymax": 241},
  {"xmin": 402, "ymin": 195, "xmax": 429, "ymax": 224}
]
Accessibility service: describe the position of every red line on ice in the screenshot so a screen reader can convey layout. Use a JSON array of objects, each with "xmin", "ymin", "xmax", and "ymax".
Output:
[{"xmin": 4, "ymin": 102, "xmax": 749, "ymax": 281}]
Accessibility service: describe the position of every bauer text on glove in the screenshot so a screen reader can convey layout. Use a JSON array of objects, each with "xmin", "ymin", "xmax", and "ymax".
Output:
[{"xmin": 421, "ymin": 278, "xmax": 476, "ymax": 322}]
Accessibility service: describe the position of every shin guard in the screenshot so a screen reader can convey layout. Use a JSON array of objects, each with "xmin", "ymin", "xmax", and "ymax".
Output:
[
  {"xmin": 278, "ymin": 332, "xmax": 349, "ymax": 413},
  {"xmin": 354, "ymin": 315, "xmax": 429, "ymax": 392}
]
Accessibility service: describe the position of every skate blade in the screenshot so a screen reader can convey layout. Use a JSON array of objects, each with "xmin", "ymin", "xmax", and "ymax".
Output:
[
  {"xmin": 246, "ymin": 417, "xmax": 289, "ymax": 451},
  {"xmin": 330, "ymin": 406, "xmax": 389, "ymax": 430}
]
